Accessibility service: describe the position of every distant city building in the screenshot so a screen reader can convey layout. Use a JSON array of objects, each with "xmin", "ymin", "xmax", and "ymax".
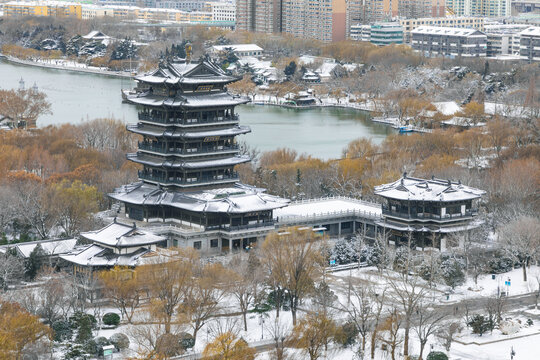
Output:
[
  {"xmin": 154, "ymin": 0, "xmax": 208, "ymax": 11},
  {"xmin": 203, "ymin": 1, "xmax": 236, "ymax": 23},
  {"xmin": 520, "ymin": 26, "xmax": 540, "ymax": 62},
  {"xmin": 4, "ymin": 1, "xmax": 83, "ymax": 18},
  {"xmin": 345, "ymin": 0, "xmax": 446, "ymax": 38},
  {"xmin": 446, "ymin": 0, "xmax": 511, "ymax": 17},
  {"xmin": 236, "ymin": 0, "xmax": 346, "ymax": 42},
  {"xmin": 4, "ymin": 1, "xmax": 226, "ymax": 25},
  {"xmin": 411, "ymin": 25, "xmax": 488, "ymax": 57},
  {"xmin": 235, "ymin": 0, "xmax": 255, "ymax": 31},
  {"xmin": 400, "ymin": 16, "xmax": 484, "ymax": 43},
  {"xmin": 255, "ymin": 0, "xmax": 283, "ymax": 33},
  {"xmin": 236, "ymin": 0, "xmax": 282, "ymax": 33},
  {"xmin": 282, "ymin": 0, "xmax": 347, "ymax": 42},
  {"xmin": 97, "ymin": 0, "xmax": 154, "ymax": 7},
  {"xmin": 370, "ymin": 22, "xmax": 404, "ymax": 45},
  {"xmin": 484, "ymin": 23, "xmax": 531, "ymax": 56},
  {"xmin": 210, "ymin": 44, "xmax": 264, "ymax": 58},
  {"xmin": 511, "ymin": 0, "xmax": 540, "ymax": 15},
  {"xmin": 346, "ymin": 0, "xmax": 386, "ymax": 38},
  {"xmin": 350, "ymin": 24, "xmax": 373, "ymax": 41}
]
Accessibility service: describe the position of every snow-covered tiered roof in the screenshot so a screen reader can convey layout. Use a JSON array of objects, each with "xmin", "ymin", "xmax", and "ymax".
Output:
[
  {"xmin": 127, "ymin": 153, "xmax": 250, "ymax": 169},
  {"xmin": 127, "ymin": 124, "xmax": 251, "ymax": 138},
  {"xmin": 134, "ymin": 60, "xmax": 239, "ymax": 87},
  {"xmin": 80, "ymin": 221, "xmax": 166, "ymax": 248},
  {"xmin": 374, "ymin": 175, "xmax": 485, "ymax": 202},
  {"xmin": 125, "ymin": 91, "xmax": 249, "ymax": 108},
  {"xmin": 110, "ymin": 182, "xmax": 290, "ymax": 214},
  {"xmin": 59, "ymin": 244, "xmax": 174, "ymax": 267}
]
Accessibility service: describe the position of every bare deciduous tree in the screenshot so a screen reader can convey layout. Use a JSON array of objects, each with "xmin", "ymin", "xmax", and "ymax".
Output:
[
  {"xmin": 499, "ymin": 215, "xmax": 540, "ymax": 282},
  {"xmin": 261, "ymin": 226, "xmax": 325, "ymax": 325}
]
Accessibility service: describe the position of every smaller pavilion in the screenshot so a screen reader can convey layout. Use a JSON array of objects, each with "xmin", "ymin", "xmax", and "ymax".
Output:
[{"xmin": 374, "ymin": 174, "xmax": 486, "ymax": 248}]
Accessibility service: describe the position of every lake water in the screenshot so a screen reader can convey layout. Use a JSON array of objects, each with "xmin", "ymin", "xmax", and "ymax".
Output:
[{"xmin": 0, "ymin": 59, "xmax": 392, "ymax": 159}]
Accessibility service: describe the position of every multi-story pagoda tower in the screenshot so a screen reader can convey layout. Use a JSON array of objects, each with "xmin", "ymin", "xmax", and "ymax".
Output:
[
  {"xmin": 124, "ymin": 58, "xmax": 251, "ymax": 190},
  {"xmin": 111, "ymin": 55, "xmax": 289, "ymax": 253}
]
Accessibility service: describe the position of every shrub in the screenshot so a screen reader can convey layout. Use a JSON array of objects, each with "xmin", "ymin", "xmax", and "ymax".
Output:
[
  {"xmin": 110, "ymin": 333, "xmax": 130, "ymax": 351},
  {"xmin": 334, "ymin": 321, "xmax": 358, "ymax": 347},
  {"xmin": 63, "ymin": 344, "xmax": 91, "ymax": 360},
  {"xmin": 331, "ymin": 238, "xmax": 359, "ymax": 265},
  {"xmin": 69, "ymin": 312, "xmax": 97, "ymax": 329},
  {"xmin": 103, "ymin": 312, "xmax": 120, "ymax": 326},
  {"xmin": 426, "ymin": 352, "xmax": 448, "ymax": 360},
  {"xmin": 52, "ymin": 320, "xmax": 73, "ymax": 342},
  {"xmin": 487, "ymin": 252, "xmax": 514, "ymax": 274},
  {"xmin": 75, "ymin": 316, "xmax": 94, "ymax": 344},
  {"xmin": 179, "ymin": 332, "xmax": 195, "ymax": 350},
  {"xmin": 83, "ymin": 339, "xmax": 98, "ymax": 356},
  {"xmin": 468, "ymin": 314, "xmax": 494, "ymax": 336},
  {"xmin": 440, "ymin": 256, "xmax": 465, "ymax": 289}
]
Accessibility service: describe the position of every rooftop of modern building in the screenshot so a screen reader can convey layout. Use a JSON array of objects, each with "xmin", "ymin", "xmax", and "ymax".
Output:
[
  {"xmin": 109, "ymin": 182, "xmax": 290, "ymax": 214},
  {"xmin": 374, "ymin": 174, "xmax": 486, "ymax": 202},
  {"xmin": 411, "ymin": 26, "xmax": 486, "ymax": 37},
  {"xmin": 520, "ymin": 26, "xmax": 540, "ymax": 37}
]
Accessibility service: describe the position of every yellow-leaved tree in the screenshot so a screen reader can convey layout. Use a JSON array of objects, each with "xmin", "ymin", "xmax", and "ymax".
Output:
[
  {"xmin": 202, "ymin": 331, "xmax": 256, "ymax": 360},
  {"xmin": 99, "ymin": 266, "xmax": 142, "ymax": 323},
  {"xmin": 0, "ymin": 300, "xmax": 53, "ymax": 360}
]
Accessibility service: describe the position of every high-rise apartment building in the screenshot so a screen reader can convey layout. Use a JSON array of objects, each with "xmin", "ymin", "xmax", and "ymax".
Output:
[
  {"xmin": 255, "ymin": 0, "xmax": 283, "ymax": 33},
  {"xmin": 345, "ymin": 0, "xmax": 445, "ymax": 38},
  {"xmin": 236, "ymin": 0, "xmax": 346, "ymax": 42},
  {"xmin": 346, "ymin": 0, "xmax": 386, "ymax": 37},
  {"xmin": 282, "ymin": 0, "xmax": 346, "ymax": 42},
  {"xmin": 446, "ymin": 0, "xmax": 511, "ymax": 17},
  {"xmin": 236, "ymin": 0, "xmax": 282, "ymax": 33},
  {"xmin": 236, "ymin": 0, "xmax": 255, "ymax": 31}
]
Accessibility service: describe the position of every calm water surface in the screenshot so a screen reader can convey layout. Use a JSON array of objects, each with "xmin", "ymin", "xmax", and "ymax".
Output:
[{"xmin": 0, "ymin": 59, "xmax": 392, "ymax": 159}]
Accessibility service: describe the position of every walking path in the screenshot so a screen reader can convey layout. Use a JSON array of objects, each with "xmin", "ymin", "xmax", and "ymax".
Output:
[{"xmin": 1, "ymin": 55, "xmax": 133, "ymax": 78}]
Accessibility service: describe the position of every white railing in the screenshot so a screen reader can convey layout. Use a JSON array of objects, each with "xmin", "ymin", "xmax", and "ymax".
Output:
[
  {"xmin": 289, "ymin": 195, "xmax": 380, "ymax": 208},
  {"xmin": 277, "ymin": 208, "xmax": 382, "ymax": 224}
]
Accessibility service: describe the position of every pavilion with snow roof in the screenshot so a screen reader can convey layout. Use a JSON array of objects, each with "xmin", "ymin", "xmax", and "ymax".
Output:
[
  {"xmin": 60, "ymin": 220, "xmax": 167, "ymax": 273},
  {"xmin": 374, "ymin": 173, "xmax": 485, "ymax": 248}
]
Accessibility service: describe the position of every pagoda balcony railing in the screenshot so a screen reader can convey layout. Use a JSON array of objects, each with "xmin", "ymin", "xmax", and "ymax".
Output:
[
  {"xmin": 138, "ymin": 113, "xmax": 239, "ymax": 126},
  {"xmin": 382, "ymin": 205, "xmax": 477, "ymax": 221},
  {"xmin": 138, "ymin": 171, "xmax": 239, "ymax": 186},
  {"xmin": 138, "ymin": 142, "xmax": 240, "ymax": 155},
  {"xmin": 206, "ymin": 221, "xmax": 276, "ymax": 232}
]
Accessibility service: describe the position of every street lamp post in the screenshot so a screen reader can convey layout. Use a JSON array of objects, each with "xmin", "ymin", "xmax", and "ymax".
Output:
[{"xmin": 260, "ymin": 314, "xmax": 265, "ymax": 340}]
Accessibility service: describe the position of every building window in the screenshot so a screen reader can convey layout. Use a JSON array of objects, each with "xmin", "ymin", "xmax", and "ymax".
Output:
[
  {"xmin": 194, "ymin": 241, "xmax": 202, "ymax": 250},
  {"xmin": 210, "ymin": 239, "xmax": 218, "ymax": 248}
]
